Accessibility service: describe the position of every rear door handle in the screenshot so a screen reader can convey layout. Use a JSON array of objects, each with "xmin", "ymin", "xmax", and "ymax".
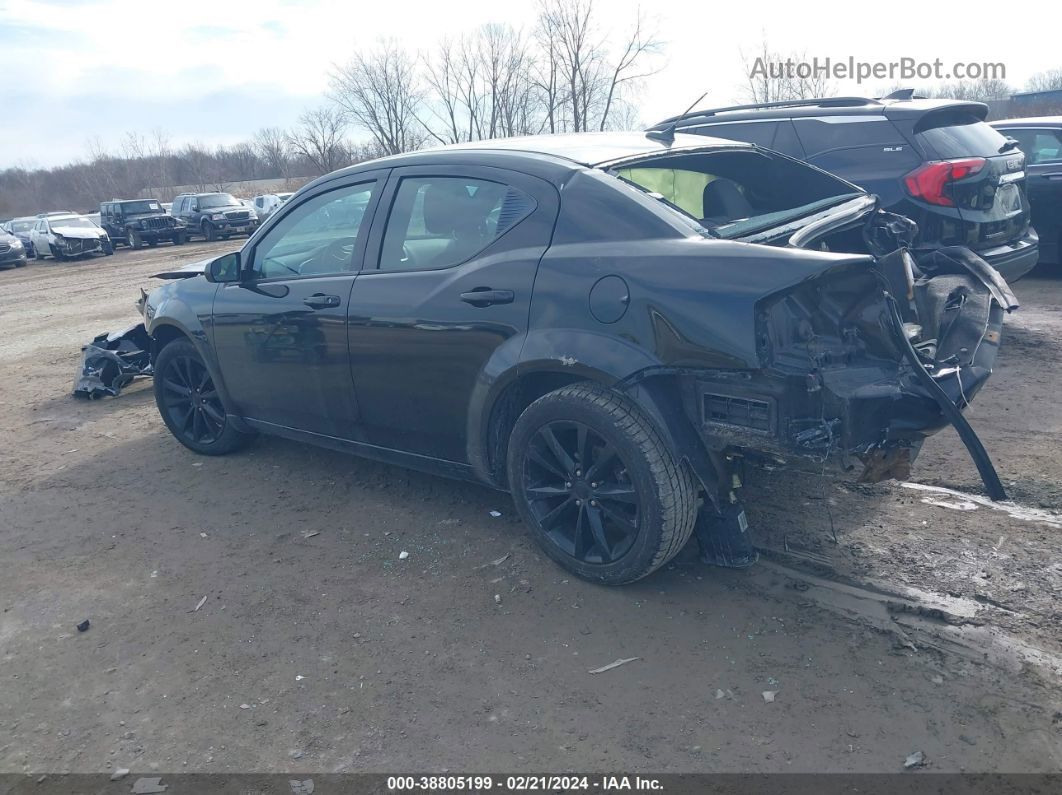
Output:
[
  {"xmin": 303, "ymin": 293, "xmax": 341, "ymax": 309},
  {"xmin": 460, "ymin": 288, "xmax": 515, "ymax": 307}
]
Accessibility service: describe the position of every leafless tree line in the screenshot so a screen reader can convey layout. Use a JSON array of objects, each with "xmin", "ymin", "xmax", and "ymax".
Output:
[
  {"xmin": 1, "ymin": 0, "xmax": 659, "ymax": 217},
  {"xmin": 329, "ymin": 0, "xmax": 661, "ymax": 155}
]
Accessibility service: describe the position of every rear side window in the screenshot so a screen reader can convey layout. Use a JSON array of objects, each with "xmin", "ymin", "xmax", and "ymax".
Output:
[
  {"xmin": 379, "ymin": 176, "xmax": 535, "ymax": 272},
  {"xmin": 689, "ymin": 121, "xmax": 780, "ymax": 148},
  {"xmin": 794, "ymin": 116, "xmax": 900, "ymax": 156},
  {"xmin": 915, "ymin": 113, "xmax": 1008, "ymax": 158},
  {"xmin": 999, "ymin": 128, "xmax": 1062, "ymax": 164}
]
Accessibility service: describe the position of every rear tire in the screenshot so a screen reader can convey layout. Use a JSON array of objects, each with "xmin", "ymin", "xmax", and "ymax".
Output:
[
  {"xmin": 153, "ymin": 339, "xmax": 254, "ymax": 456},
  {"xmin": 507, "ymin": 382, "xmax": 698, "ymax": 585}
]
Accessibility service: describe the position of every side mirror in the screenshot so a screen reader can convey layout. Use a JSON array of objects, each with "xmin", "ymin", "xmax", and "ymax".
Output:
[{"xmin": 205, "ymin": 252, "xmax": 242, "ymax": 283}]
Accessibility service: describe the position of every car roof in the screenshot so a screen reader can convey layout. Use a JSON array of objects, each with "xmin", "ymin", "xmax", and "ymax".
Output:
[
  {"xmin": 990, "ymin": 116, "xmax": 1062, "ymax": 127},
  {"xmin": 318, "ymin": 131, "xmax": 752, "ymax": 188},
  {"xmin": 652, "ymin": 96, "xmax": 988, "ymax": 129},
  {"xmin": 432, "ymin": 131, "xmax": 750, "ymax": 166}
]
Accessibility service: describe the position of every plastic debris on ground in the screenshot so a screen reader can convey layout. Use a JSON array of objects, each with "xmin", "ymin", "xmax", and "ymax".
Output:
[
  {"xmin": 76, "ymin": 619, "xmax": 90, "ymax": 633},
  {"xmin": 588, "ymin": 657, "xmax": 640, "ymax": 674},
  {"xmin": 73, "ymin": 323, "xmax": 153, "ymax": 400}
]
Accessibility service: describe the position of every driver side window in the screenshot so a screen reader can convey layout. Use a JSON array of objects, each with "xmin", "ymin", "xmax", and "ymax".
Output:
[{"xmin": 252, "ymin": 181, "xmax": 376, "ymax": 279}]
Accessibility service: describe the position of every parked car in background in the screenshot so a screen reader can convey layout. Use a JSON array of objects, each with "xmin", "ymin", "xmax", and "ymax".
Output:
[
  {"xmin": 0, "ymin": 227, "xmax": 28, "ymax": 268},
  {"xmin": 2, "ymin": 216, "xmax": 37, "ymax": 257},
  {"xmin": 162, "ymin": 202, "xmax": 173, "ymax": 214},
  {"xmin": 140, "ymin": 132, "xmax": 1012, "ymax": 584},
  {"xmin": 100, "ymin": 199, "xmax": 187, "ymax": 249},
  {"xmin": 171, "ymin": 192, "xmax": 258, "ymax": 241},
  {"xmin": 648, "ymin": 92, "xmax": 1038, "ymax": 282},
  {"xmin": 252, "ymin": 192, "xmax": 294, "ymax": 221},
  {"xmin": 991, "ymin": 117, "xmax": 1062, "ymax": 265},
  {"xmin": 29, "ymin": 214, "xmax": 112, "ymax": 259}
]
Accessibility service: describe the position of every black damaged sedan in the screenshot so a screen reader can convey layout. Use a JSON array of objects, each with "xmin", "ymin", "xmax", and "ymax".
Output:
[{"xmin": 139, "ymin": 132, "xmax": 1015, "ymax": 584}]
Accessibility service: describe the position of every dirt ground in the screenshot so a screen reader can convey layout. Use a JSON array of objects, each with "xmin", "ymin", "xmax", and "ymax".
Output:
[{"xmin": 0, "ymin": 243, "xmax": 1059, "ymax": 775}]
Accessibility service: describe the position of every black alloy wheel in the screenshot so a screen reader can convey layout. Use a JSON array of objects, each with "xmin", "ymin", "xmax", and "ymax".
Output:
[
  {"xmin": 159, "ymin": 353, "xmax": 227, "ymax": 445},
  {"xmin": 153, "ymin": 339, "xmax": 253, "ymax": 455},
  {"xmin": 507, "ymin": 383, "xmax": 697, "ymax": 584},
  {"xmin": 522, "ymin": 420, "xmax": 640, "ymax": 565}
]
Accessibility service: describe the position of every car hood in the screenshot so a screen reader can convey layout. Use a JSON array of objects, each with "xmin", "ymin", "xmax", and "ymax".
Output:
[
  {"xmin": 153, "ymin": 257, "xmax": 211, "ymax": 279},
  {"xmin": 52, "ymin": 226, "xmax": 105, "ymax": 239}
]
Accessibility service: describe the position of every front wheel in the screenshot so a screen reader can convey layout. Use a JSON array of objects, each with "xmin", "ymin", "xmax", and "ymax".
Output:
[
  {"xmin": 153, "ymin": 339, "xmax": 254, "ymax": 455},
  {"xmin": 172, "ymin": 230, "xmax": 186, "ymax": 245},
  {"xmin": 507, "ymin": 383, "xmax": 698, "ymax": 585},
  {"xmin": 203, "ymin": 222, "xmax": 217, "ymax": 242},
  {"xmin": 127, "ymin": 230, "xmax": 142, "ymax": 249}
]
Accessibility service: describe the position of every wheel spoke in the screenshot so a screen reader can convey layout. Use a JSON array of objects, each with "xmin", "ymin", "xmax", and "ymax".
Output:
[
  {"xmin": 162, "ymin": 378, "xmax": 191, "ymax": 397},
  {"xmin": 571, "ymin": 504, "xmax": 587, "ymax": 558},
  {"xmin": 586, "ymin": 506, "xmax": 612, "ymax": 561},
  {"xmin": 202, "ymin": 401, "xmax": 225, "ymax": 426},
  {"xmin": 540, "ymin": 426, "xmax": 575, "ymax": 474},
  {"xmin": 526, "ymin": 484, "xmax": 568, "ymax": 499},
  {"xmin": 192, "ymin": 408, "xmax": 205, "ymax": 441},
  {"xmin": 539, "ymin": 496, "xmax": 574, "ymax": 531},
  {"xmin": 595, "ymin": 486, "xmax": 638, "ymax": 504},
  {"xmin": 527, "ymin": 447, "xmax": 567, "ymax": 479},
  {"xmin": 575, "ymin": 424, "xmax": 589, "ymax": 470},
  {"xmin": 598, "ymin": 501, "xmax": 638, "ymax": 535},
  {"xmin": 178, "ymin": 404, "xmax": 194, "ymax": 433}
]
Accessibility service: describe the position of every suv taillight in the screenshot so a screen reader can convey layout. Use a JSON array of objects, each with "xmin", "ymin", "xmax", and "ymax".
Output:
[{"xmin": 903, "ymin": 157, "xmax": 986, "ymax": 206}]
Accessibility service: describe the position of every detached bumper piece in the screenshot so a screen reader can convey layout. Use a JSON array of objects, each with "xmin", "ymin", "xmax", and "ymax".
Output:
[{"xmin": 73, "ymin": 323, "xmax": 152, "ymax": 400}]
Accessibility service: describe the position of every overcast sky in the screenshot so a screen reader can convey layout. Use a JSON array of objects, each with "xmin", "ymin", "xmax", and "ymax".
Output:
[{"xmin": 1, "ymin": 0, "xmax": 1058, "ymax": 169}]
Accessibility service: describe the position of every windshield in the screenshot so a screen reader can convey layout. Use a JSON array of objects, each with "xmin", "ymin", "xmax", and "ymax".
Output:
[
  {"xmin": 51, "ymin": 216, "xmax": 97, "ymax": 229},
  {"xmin": 120, "ymin": 200, "xmax": 162, "ymax": 214},
  {"xmin": 199, "ymin": 194, "xmax": 239, "ymax": 209},
  {"xmin": 612, "ymin": 149, "xmax": 862, "ymax": 239},
  {"xmin": 11, "ymin": 219, "xmax": 33, "ymax": 233}
]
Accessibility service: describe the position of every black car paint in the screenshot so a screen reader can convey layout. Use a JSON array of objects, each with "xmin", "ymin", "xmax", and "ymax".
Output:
[
  {"xmin": 142, "ymin": 133, "xmax": 1010, "ymax": 506},
  {"xmin": 649, "ymin": 98, "xmax": 1039, "ymax": 282},
  {"xmin": 991, "ymin": 118, "xmax": 1062, "ymax": 265},
  {"xmin": 100, "ymin": 200, "xmax": 184, "ymax": 247},
  {"xmin": 171, "ymin": 193, "xmax": 258, "ymax": 240},
  {"xmin": 0, "ymin": 230, "xmax": 27, "ymax": 267}
]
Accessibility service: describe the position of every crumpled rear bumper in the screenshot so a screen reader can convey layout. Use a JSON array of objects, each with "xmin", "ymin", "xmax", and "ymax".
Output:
[{"xmin": 686, "ymin": 245, "xmax": 1014, "ymax": 486}]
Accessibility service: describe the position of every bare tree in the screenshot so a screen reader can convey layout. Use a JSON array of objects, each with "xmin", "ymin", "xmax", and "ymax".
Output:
[
  {"xmin": 286, "ymin": 107, "xmax": 349, "ymax": 175},
  {"xmin": 741, "ymin": 39, "xmax": 836, "ymax": 104},
  {"xmin": 421, "ymin": 24, "xmax": 541, "ymax": 144},
  {"xmin": 534, "ymin": 0, "xmax": 661, "ymax": 133},
  {"xmin": 330, "ymin": 40, "xmax": 426, "ymax": 155},
  {"xmin": 1025, "ymin": 68, "xmax": 1062, "ymax": 93},
  {"xmin": 927, "ymin": 78, "xmax": 1014, "ymax": 102},
  {"xmin": 253, "ymin": 127, "xmax": 290, "ymax": 178}
]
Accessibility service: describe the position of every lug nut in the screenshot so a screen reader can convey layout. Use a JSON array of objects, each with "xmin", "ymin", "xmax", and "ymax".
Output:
[
  {"xmin": 575, "ymin": 499, "xmax": 582, "ymax": 506},
  {"xmin": 590, "ymin": 500, "xmax": 597, "ymax": 507},
  {"xmin": 565, "ymin": 481, "xmax": 571, "ymax": 488}
]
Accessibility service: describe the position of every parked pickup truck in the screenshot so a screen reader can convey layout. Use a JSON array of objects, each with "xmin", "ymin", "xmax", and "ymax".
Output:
[{"xmin": 100, "ymin": 200, "xmax": 186, "ymax": 249}]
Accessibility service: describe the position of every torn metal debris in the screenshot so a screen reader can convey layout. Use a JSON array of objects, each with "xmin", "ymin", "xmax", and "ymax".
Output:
[{"xmin": 73, "ymin": 323, "xmax": 152, "ymax": 400}]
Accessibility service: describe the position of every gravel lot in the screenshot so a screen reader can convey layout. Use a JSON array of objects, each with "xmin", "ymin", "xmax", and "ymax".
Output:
[{"xmin": 0, "ymin": 243, "xmax": 1060, "ymax": 774}]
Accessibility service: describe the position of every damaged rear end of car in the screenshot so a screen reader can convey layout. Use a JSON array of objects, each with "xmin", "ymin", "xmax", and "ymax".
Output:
[{"xmin": 597, "ymin": 142, "xmax": 1015, "ymax": 513}]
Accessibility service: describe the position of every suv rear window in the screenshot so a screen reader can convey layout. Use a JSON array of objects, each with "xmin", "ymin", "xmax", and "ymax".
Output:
[{"xmin": 915, "ymin": 112, "xmax": 1009, "ymax": 159}]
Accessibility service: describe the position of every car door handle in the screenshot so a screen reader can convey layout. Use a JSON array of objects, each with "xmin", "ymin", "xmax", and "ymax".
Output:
[
  {"xmin": 460, "ymin": 288, "xmax": 514, "ymax": 307},
  {"xmin": 303, "ymin": 293, "xmax": 341, "ymax": 309}
]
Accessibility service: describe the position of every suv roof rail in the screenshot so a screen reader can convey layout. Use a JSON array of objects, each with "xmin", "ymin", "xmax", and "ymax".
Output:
[{"xmin": 651, "ymin": 96, "xmax": 883, "ymax": 128}]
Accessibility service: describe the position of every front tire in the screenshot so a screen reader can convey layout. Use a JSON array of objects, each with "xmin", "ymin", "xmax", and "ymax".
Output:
[
  {"xmin": 154, "ymin": 339, "xmax": 253, "ymax": 456},
  {"xmin": 203, "ymin": 222, "xmax": 217, "ymax": 242},
  {"xmin": 507, "ymin": 383, "xmax": 698, "ymax": 585},
  {"xmin": 172, "ymin": 230, "xmax": 186, "ymax": 245},
  {"xmin": 127, "ymin": 230, "xmax": 142, "ymax": 250}
]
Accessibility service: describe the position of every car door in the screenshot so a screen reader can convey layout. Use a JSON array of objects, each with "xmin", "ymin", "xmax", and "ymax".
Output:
[
  {"xmin": 210, "ymin": 173, "xmax": 385, "ymax": 438},
  {"xmin": 346, "ymin": 165, "xmax": 559, "ymax": 463},
  {"xmin": 1000, "ymin": 126, "xmax": 1062, "ymax": 261}
]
